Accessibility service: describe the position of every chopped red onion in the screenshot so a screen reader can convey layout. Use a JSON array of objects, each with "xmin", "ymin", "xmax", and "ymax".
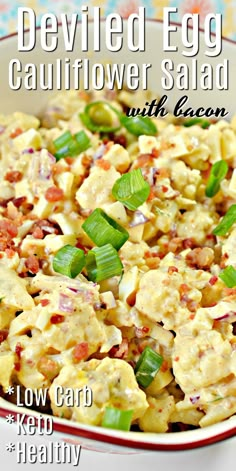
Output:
[
  {"xmin": 190, "ymin": 395, "xmax": 200, "ymax": 404},
  {"xmin": 142, "ymin": 167, "xmax": 157, "ymax": 186},
  {"xmin": 59, "ymin": 293, "xmax": 74, "ymax": 313},
  {"xmin": 129, "ymin": 211, "xmax": 149, "ymax": 227},
  {"xmin": 22, "ymin": 148, "xmax": 34, "ymax": 154},
  {"xmin": 0, "ymin": 125, "xmax": 6, "ymax": 135},
  {"xmin": 214, "ymin": 311, "xmax": 236, "ymax": 321},
  {"xmin": 93, "ymin": 144, "xmax": 106, "ymax": 160}
]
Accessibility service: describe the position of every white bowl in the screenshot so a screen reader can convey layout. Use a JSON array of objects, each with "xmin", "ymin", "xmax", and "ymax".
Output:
[{"xmin": 0, "ymin": 19, "xmax": 235, "ymax": 452}]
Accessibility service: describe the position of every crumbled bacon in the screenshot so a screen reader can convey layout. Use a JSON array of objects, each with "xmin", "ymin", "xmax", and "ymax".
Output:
[
  {"xmin": 50, "ymin": 314, "xmax": 64, "ymax": 324},
  {"xmin": 109, "ymin": 338, "xmax": 129, "ymax": 359},
  {"xmin": 4, "ymin": 171, "xmax": 23, "ymax": 183},
  {"xmin": 95, "ymin": 159, "xmax": 111, "ymax": 170},
  {"xmin": 209, "ymin": 275, "xmax": 218, "ymax": 286},
  {"xmin": 73, "ymin": 342, "xmax": 89, "ymax": 362},
  {"xmin": 168, "ymin": 266, "xmax": 178, "ymax": 274},
  {"xmin": 45, "ymin": 186, "xmax": 64, "ymax": 202},
  {"xmin": 40, "ymin": 299, "xmax": 50, "ymax": 307},
  {"xmin": 0, "ymin": 330, "xmax": 8, "ymax": 343},
  {"xmin": 10, "ymin": 128, "xmax": 23, "ymax": 139},
  {"xmin": 25, "ymin": 255, "xmax": 39, "ymax": 274}
]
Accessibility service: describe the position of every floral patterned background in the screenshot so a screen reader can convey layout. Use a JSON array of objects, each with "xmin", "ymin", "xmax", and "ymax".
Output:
[{"xmin": 0, "ymin": 0, "xmax": 235, "ymax": 39}]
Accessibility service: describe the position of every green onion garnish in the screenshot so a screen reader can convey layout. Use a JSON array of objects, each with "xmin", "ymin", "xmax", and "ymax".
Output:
[
  {"xmin": 102, "ymin": 407, "xmax": 133, "ymax": 431},
  {"xmin": 82, "ymin": 208, "xmax": 129, "ymax": 250},
  {"xmin": 120, "ymin": 115, "xmax": 157, "ymax": 137},
  {"xmin": 112, "ymin": 168, "xmax": 150, "ymax": 211},
  {"xmin": 53, "ymin": 130, "xmax": 91, "ymax": 160},
  {"xmin": 74, "ymin": 130, "xmax": 91, "ymax": 153},
  {"xmin": 219, "ymin": 265, "xmax": 236, "ymax": 288},
  {"xmin": 54, "ymin": 130, "xmax": 73, "ymax": 150},
  {"xmin": 80, "ymin": 101, "xmax": 121, "ymax": 133},
  {"xmin": 134, "ymin": 346, "xmax": 163, "ymax": 388},
  {"xmin": 183, "ymin": 118, "xmax": 210, "ymax": 129},
  {"xmin": 205, "ymin": 160, "xmax": 228, "ymax": 197},
  {"xmin": 53, "ymin": 245, "xmax": 85, "ymax": 278},
  {"xmin": 213, "ymin": 204, "xmax": 236, "ymax": 236},
  {"xmin": 86, "ymin": 244, "xmax": 123, "ymax": 282}
]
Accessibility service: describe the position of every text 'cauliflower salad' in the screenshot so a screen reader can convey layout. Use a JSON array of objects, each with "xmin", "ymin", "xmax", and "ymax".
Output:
[{"xmin": 0, "ymin": 88, "xmax": 236, "ymax": 434}]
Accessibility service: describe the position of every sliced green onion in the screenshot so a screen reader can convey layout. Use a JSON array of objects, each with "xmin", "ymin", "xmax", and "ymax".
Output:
[
  {"xmin": 134, "ymin": 346, "xmax": 163, "ymax": 388},
  {"xmin": 80, "ymin": 101, "xmax": 121, "ymax": 133},
  {"xmin": 183, "ymin": 118, "xmax": 210, "ymax": 129},
  {"xmin": 53, "ymin": 130, "xmax": 91, "ymax": 160},
  {"xmin": 74, "ymin": 130, "xmax": 91, "ymax": 153},
  {"xmin": 82, "ymin": 208, "xmax": 129, "ymax": 250},
  {"xmin": 112, "ymin": 168, "xmax": 150, "ymax": 211},
  {"xmin": 120, "ymin": 115, "xmax": 157, "ymax": 137},
  {"xmin": 219, "ymin": 265, "xmax": 236, "ymax": 288},
  {"xmin": 86, "ymin": 244, "xmax": 123, "ymax": 282},
  {"xmin": 205, "ymin": 160, "xmax": 228, "ymax": 197},
  {"xmin": 213, "ymin": 204, "xmax": 236, "ymax": 236},
  {"xmin": 53, "ymin": 130, "xmax": 73, "ymax": 150},
  {"xmin": 102, "ymin": 407, "xmax": 133, "ymax": 431},
  {"xmin": 53, "ymin": 245, "xmax": 85, "ymax": 278}
]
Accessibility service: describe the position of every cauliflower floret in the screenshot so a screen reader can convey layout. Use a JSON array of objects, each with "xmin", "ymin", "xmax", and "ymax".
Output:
[
  {"xmin": 76, "ymin": 166, "xmax": 120, "ymax": 210},
  {"xmin": 173, "ymin": 329, "xmax": 233, "ymax": 393},
  {"xmin": 49, "ymin": 357, "xmax": 148, "ymax": 425}
]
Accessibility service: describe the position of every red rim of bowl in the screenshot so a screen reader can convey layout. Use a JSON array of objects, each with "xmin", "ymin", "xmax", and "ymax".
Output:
[
  {"xmin": 0, "ymin": 18, "xmax": 235, "ymax": 451},
  {"xmin": 0, "ymin": 404, "xmax": 235, "ymax": 451}
]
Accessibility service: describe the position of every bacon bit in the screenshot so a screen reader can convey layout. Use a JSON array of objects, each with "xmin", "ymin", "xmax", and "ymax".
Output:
[
  {"xmin": 10, "ymin": 128, "xmax": 23, "ymax": 139},
  {"xmin": 14, "ymin": 362, "xmax": 21, "ymax": 371},
  {"xmin": 133, "ymin": 153, "xmax": 154, "ymax": 169},
  {"xmin": 5, "ymin": 248, "xmax": 15, "ymax": 258},
  {"xmin": 45, "ymin": 186, "xmax": 64, "ymax": 202},
  {"xmin": 12, "ymin": 196, "xmax": 27, "ymax": 208},
  {"xmin": 25, "ymin": 255, "xmax": 39, "ymax": 274},
  {"xmin": 73, "ymin": 342, "xmax": 89, "ymax": 362},
  {"xmin": 168, "ymin": 266, "xmax": 178, "ymax": 274},
  {"xmin": 95, "ymin": 158, "xmax": 111, "ymax": 170},
  {"xmin": 160, "ymin": 360, "xmax": 169, "ymax": 372},
  {"xmin": 64, "ymin": 157, "xmax": 74, "ymax": 165},
  {"xmin": 151, "ymin": 148, "xmax": 160, "ymax": 158},
  {"xmin": 15, "ymin": 342, "xmax": 23, "ymax": 359},
  {"xmin": 0, "ymin": 254, "xmax": 3, "ymax": 259},
  {"xmin": 209, "ymin": 275, "xmax": 218, "ymax": 286},
  {"xmin": 174, "ymin": 356, "xmax": 179, "ymax": 362},
  {"xmin": 189, "ymin": 313, "xmax": 195, "ymax": 320},
  {"xmin": 112, "ymin": 134, "xmax": 127, "ymax": 148},
  {"xmin": 180, "ymin": 284, "xmax": 190, "ymax": 296},
  {"xmin": 50, "ymin": 314, "xmax": 64, "ymax": 324},
  {"xmin": 81, "ymin": 155, "xmax": 93, "ymax": 168},
  {"xmin": 0, "ymin": 219, "xmax": 18, "ymax": 238},
  {"xmin": 0, "ymin": 330, "xmax": 8, "ymax": 343},
  {"xmin": 109, "ymin": 338, "xmax": 129, "ymax": 359},
  {"xmin": 147, "ymin": 188, "xmax": 156, "ymax": 201},
  {"xmin": 162, "ymin": 185, "xmax": 168, "ymax": 193},
  {"xmin": 32, "ymin": 226, "xmax": 44, "ymax": 239},
  {"xmin": 145, "ymin": 257, "xmax": 160, "ymax": 269},
  {"xmin": 135, "ymin": 326, "xmax": 150, "ymax": 338},
  {"xmin": 40, "ymin": 299, "xmax": 50, "ymax": 307},
  {"xmin": 223, "ymin": 288, "xmax": 236, "ymax": 296},
  {"xmin": 38, "ymin": 356, "xmax": 59, "ymax": 380},
  {"xmin": 168, "ymin": 237, "xmax": 183, "ymax": 253},
  {"xmin": 4, "ymin": 171, "xmax": 23, "ymax": 183},
  {"xmin": 183, "ymin": 238, "xmax": 196, "ymax": 249},
  {"xmin": 144, "ymin": 251, "xmax": 159, "ymax": 258}
]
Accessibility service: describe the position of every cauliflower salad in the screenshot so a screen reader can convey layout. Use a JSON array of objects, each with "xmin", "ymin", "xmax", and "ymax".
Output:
[{"xmin": 0, "ymin": 87, "xmax": 236, "ymax": 433}]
